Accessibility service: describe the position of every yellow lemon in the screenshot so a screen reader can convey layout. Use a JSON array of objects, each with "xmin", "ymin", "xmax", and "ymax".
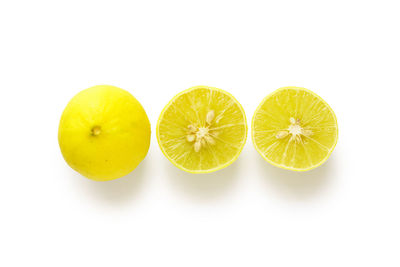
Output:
[
  {"xmin": 157, "ymin": 86, "xmax": 247, "ymax": 173},
  {"xmin": 58, "ymin": 85, "xmax": 150, "ymax": 181},
  {"xmin": 252, "ymin": 86, "xmax": 338, "ymax": 171}
]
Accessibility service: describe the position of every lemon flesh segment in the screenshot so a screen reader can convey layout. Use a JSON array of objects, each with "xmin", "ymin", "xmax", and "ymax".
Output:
[
  {"xmin": 157, "ymin": 86, "xmax": 247, "ymax": 173},
  {"xmin": 252, "ymin": 87, "xmax": 338, "ymax": 171},
  {"xmin": 58, "ymin": 85, "xmax": 151, "ymax": 181}
]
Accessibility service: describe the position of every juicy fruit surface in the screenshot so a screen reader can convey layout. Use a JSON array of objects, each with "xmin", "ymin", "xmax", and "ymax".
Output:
[
  {"xmin": 157, "ymin": 86, "xmax": 247, "ymax": 173},
  {"xmin": 252, "ymin": 87, "xmax": 338, "ymax": 171},
  {"xmin": 58, "ymin": 85, "xmax": 151, "ymax": 181}
]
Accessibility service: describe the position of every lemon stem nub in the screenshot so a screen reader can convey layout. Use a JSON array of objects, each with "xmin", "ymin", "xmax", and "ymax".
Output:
[{"xmin": 91, "ymin": 126, "xmax": 101, "ymax": 136}]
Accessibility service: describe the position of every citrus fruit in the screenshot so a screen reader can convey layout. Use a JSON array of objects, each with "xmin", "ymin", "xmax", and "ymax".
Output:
[
  {"xmin": 252, "ymin": 86, "xmax": 338, "ymax": 171},
  {"xmin": 58, "ymin": 85, "xmax": 151, "ymax": 181},
  {"xmin": 157, "ymin": 86, "xmax": 247, "ymax": 173}
]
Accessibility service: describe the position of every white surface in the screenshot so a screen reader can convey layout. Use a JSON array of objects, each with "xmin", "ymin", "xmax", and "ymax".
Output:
[{"xmin": 1, "ymin": 1, "xmax": 399, "ymax": 266}]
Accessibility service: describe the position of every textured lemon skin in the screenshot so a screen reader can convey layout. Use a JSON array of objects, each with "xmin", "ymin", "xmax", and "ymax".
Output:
[
  {"xmin": 156, "ymin": 86, "xmax": 247, "ymax": 174},
  {"xmin": 251, "ymin": 86, "xmax": 338, "ymax": 172},
  {"xmin": 58, "ymin": 85, "xmax": 150, "ymax": 181}
]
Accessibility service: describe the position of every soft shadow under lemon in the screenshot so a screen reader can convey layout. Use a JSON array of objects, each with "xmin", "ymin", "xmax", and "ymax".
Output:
[
  {"xmin": 76, "ymin": 159, "xmax": 148, "ymax": 204},
  {"xmin": 256, "ymin": 153, "xmax": 336, "ymax": 200},
  {"xmin": 165, "ymin": 158, "xmax": 241, "ymax": 201}
]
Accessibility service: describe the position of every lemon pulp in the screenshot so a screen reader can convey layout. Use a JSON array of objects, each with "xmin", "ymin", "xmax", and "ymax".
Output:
[
  {"xmin": 58, "ymin": 85, "xmax": 151, "ymax": 181},
  {"xmin": 157, "ymin": 86, "xmax": 247, "ymax": 173},
  {"xmin": 252, "ymin": 87, "xmax": 338, "ymax": 171}
]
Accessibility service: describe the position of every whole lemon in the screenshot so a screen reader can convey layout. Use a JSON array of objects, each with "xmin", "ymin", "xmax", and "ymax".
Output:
[{"xmin": 58, "ymin": 85, "xmax": 150, "ymax": 181}]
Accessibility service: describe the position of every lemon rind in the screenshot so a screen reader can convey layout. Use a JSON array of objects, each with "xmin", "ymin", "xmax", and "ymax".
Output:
[
  {"xmin": 251, "ymin": 86, "xmax": 338, "ymax": 172},
  {"xmin": 156, "ymin": 85, "xmax": 247, "ymax": 174}
]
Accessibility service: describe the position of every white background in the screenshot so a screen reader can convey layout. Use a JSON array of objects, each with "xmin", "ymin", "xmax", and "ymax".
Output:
[{"xmin": 1, "ymin": 1, "xmax": 399, "ymax": 266}]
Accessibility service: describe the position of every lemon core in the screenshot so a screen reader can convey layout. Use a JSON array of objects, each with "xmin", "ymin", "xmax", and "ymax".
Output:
[
  {"xmin": 186, "ymin": 110, "xmax": 218, "ymax": 152},
  {"xmin": 276, "ymin": 117, "xmax": 314, "ymax": 143}
]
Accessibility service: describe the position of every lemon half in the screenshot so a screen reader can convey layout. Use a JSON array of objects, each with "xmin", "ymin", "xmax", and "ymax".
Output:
[
  {"xmin": 58, "ymin": 85, "xmax": 151, "ymax": 181},
  {"xmin": 157, "ymin": 86, "xmax": 247, "ymax": 173},
  {"xmin": 252, "ymin": 86, "xmax": 338, "ymax": 171}
]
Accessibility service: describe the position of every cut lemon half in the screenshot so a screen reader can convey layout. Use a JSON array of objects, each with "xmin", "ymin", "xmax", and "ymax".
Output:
[
  {"xmin": 252, "ymin": 86, "xmax": 338, "ymax": 171},
  {"xmin": 157, "ymin": 86, "xmax": 247, "ymax": 173}
]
